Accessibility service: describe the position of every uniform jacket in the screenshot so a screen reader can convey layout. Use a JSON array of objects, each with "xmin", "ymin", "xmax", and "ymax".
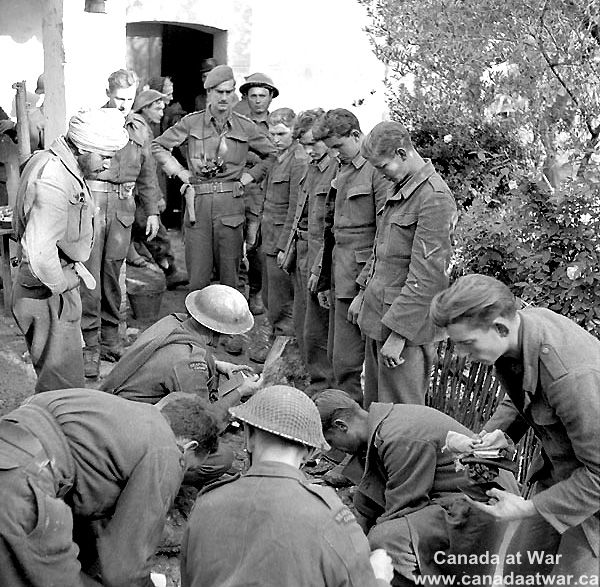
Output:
[
  {"xmin": 96, "ymin": 110, "xmax": 160, "ymax": 217},
  {"xmin": 357, "ymin": 161, "xmax": 457, "ymax": 344},
  {"xmin": 485, "ymin": 307, "xmax": 600, "ymax": 556},
  {"xmin": 100, "ymin": 314, "xmax": 218, "ymax": 404},
  {"xmin": 303, "ymin": 153, "xmax": 339, "ymax": 270},
  {"xmin": 321, "ymin": 154, "xmax": 390, "ymax": 299},
  {"xmin": 262, "ymin": 141, "xmax": 309, "ymax": 255},
  {"xmin": 4, "ymin": 389, "xmax": 184, "ymax": 587},
  {"xmin": 181, "ymin": 460, "xmax": 389, "ymax": 587},
  {"xmin": 151, "ymin": 106, "xmax": 277, "ymax": 185},
  {"xmin": 12, "ymin": 136, "xmax": 94, "ymax": 295}
]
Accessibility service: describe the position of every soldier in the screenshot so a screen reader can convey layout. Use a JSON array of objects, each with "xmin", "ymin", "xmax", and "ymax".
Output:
[
  {"xmin": 129, "ymin": 89, "xmax": 187, "ymax": 289},
  {"xmin": 286, "ymin": 108, "xmax": 337, "ymax": 391},
  {"xmin": 430, "ymin": 274, "xmax": 600, "ymax": 579},
  {"xmin": 181, "ymin": 385, "xmax": 394, "ymax": 587},
  {"xmin": 152, "ymin": 66, "xmax": 277, "ymax": 329},
  {"xmin": 12, "ymin": 108, "xmax": 128, "ymax": 392},
  {"xmin": 194, "ymin": 58, "xmax": 218, "ymax": 112},
  {"xmin": 82, "ymin": 69, "xmax": 162, "ymax": 379},
  {"xmin": 260, "ymin": 108, "xmax": 309, "ymax": 350},
  {"xmin": 312, "ymin": 109, "xmax": 390, "ymax": 403},
  {"xmin": 348, "ymin": 121, "xmax": 457, "ymax": 406},
  {"xmin": 314, "ymin": 389, "xmax": 519, "ymax": 585},
  {"xmin": 0, "ymin": 387, "xmax": 219, "ymax": 587},
  {"xmin": 234, "ymin": 72, "xmax": 279, "ymax": 317}
]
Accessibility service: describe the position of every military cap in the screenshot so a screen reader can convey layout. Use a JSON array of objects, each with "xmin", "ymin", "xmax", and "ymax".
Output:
[
  {"xmin": 239, "ymin": 72, "xmax": 279, "ymax": 99},
  {"xmin": 203, "ymin": 65, "xmax": 235, "ymax": 90},
  {"xmin": 133, "ymin": 89, "xmax": 166, "ymax": 113}
]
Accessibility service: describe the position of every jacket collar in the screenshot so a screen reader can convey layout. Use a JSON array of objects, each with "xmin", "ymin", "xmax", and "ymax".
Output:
[
  {"xmin": 48, "ymin": 136, "xmax": 85, "ymax": 186},
  {"xmin": 205, "ymin": 105, "xmax": 233, "ymax": 130},
  {"xmin": 245, "ymin": 460, "xmax": 307, "ymax": 482},
  {"xmin": 316, "ymin": 152, "xmax": 334, "ymax": 172},
  {"xmin": 348, "ymin": 152, "xmax": 367, "ymax": 171},
  {"xmin": 514, "ymin": 309, "xmax": 540, "ymax": 395},
  {"xmin": 390, "ymin": 160, "xmax": 436, "ymax": 202}
]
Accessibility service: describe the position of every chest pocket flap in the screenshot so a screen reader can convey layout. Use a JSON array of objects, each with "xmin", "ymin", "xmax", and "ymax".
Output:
[
  {"xmin": 346, "ymin": 183, "xmax": 371, "ymax": 199},
  {"xmin": 391, "ymin": 212, "xmax": 418, "ymax": 227}
]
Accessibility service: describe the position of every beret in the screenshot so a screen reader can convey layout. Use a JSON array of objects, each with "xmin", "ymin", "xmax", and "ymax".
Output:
[{"xmin": 204, "ymin": 65, "xmax": 235, "ymax": 90}]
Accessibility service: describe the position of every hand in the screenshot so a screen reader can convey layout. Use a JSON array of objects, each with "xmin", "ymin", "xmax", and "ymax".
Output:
[
  {"xmin": 178, "ymin": 171, "xmax": 192, "ymax": 185},
  {"xmin": 468, "ymin": 488, "xmax": 538, "ymax": 521},
  {"xmin": 215, "ymin": 360, "xmax": 255, "ymax": 379},
  {"xmin": 380, "ymin": 331, "xmax": 406, "ymax": 369},
  {"xmin": 0, "ymin": 119, "xmax": 15, "ymax": 134},
  {"xmin": 307, "ymin": 273, "xmax": 319, "ymax": 293},
  {"xmin": 317, "ymin": 290, "xmax": 331, "ymax": 310},
  {"xmin": 347, "ymin": 290, "xmax": 364, "ymax": 324},
  {"xmin": 157, "ymin": 197, "xmax": 167, "ymax": 213},
  {"xmin": 238, "ymin": 373, "xmax": 263, "ymax": 399},
  {"xmin": 369, "ymin": 549, "xmax": 394, "ymax": 583},
  {"xmin": 240, "ymin": 172, "xmax": 254, "ymax": 187},
  {"xmin": 276, "ymin": 250, "xmax": 286, "ymax": 269},
  {"xmin": 145, "ymin": 215, "xmax": 160, "ymax": 241}
]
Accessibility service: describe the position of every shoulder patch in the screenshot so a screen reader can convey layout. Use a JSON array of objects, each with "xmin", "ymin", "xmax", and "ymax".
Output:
[
  {"xmin": 428, "ymin": 174, "xmax": 451, "ymax": 194},
  {"xmin": 188, "ymin": 360, "xmax": 208, "ymax": 371},
  {"xmin": 333, "ymin": 505, "xmax": 357, "ymax": 526}
]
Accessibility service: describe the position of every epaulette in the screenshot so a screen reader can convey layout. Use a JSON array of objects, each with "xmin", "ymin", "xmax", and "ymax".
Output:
[
  {"xmin": 197, "ymin": 472, "xmax": 241, "ymax": 497},
  {"xmin": 232, "ymin": 110, "xmax": 254, "ymax": 124},
  {"xmin": 303, "ymin": 483, "xmax": 359, "ymax": 526},
  {"xmin": 539, "ymin": 343, "xmax": 568, "ymax": 381},
  {"xmin": 428, "ymin": 173, "xmax": 450, "ymax": 194},
  {"xmin": 180, "ymin": 110, "xmax": 205, "ymax": 121}
]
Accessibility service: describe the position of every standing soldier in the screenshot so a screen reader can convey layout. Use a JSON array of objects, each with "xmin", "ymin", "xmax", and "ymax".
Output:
[
  {"xmin": 312, "ymin": 109, "xmax": 390, "ymax": 403},
  {"xmin": 82, "ymin": 69, "xmax": 161, "ymax": 379},
  {"xmin": 234, "ymin": 72, "xmax": 279, "ymax": 317},
  {"xmin": 152, "ymin": 65, "xmax": 276, "ymax": 319},
  {"xmin": 287, "ymin": 108, "xmax": 337, "ymax": 392},
  {"xmin": 349, "ymin": 121, "xmax": 457, "ymax": 406},
  {"xmin": 12, "ymin": 109, "xmax": 128, "ymax": 392}
]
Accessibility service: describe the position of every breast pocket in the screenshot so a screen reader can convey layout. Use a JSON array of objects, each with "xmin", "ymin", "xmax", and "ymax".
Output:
[
  {"xmin": 387, "ymin": 213, "xmax": 418, "ymax": 259},
  {"xmin": 65, "ymin": 193, "xmax": 85, "ymax": 242},
  {"xmin": 225, "ymin": 131, "xmax": 249, "ymax": 166}
]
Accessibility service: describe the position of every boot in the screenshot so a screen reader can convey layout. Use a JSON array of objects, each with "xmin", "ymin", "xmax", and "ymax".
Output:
[
  {"xmin": 248, "ymin": 292, "xmax": 265, "ymax": 315},
  {"xmin": 164, "ymin": 265, "xmax": 189, "ymax": 290},
  {"xmin": 222, "ymin": 334, "xmax": 245, "ymax": 356},
  {"xmin": 248, "ymin": 341, "xmax": 270, "ymax": 364},
  {"xmin": 83, "ymin": 346, "xmax": 100, "ymax": 379}
]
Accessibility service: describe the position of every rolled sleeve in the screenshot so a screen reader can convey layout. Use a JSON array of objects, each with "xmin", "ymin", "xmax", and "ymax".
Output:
[
  {"xmin": 152, "ymin": 118, "xmax": 191, "ymax": 178},
  {"xmin": 246, "ymin": 123, "xmax": 277, "ymax": 182}
]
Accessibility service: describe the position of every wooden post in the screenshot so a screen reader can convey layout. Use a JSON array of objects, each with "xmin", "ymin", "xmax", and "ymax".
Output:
[{"xmin": 11, "ymin": 81, "xmax": 31, "ymax": 164}]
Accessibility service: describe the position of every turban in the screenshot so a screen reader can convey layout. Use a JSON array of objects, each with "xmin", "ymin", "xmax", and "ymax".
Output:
[
  {"xmin": 203, "ymin": 65, "xmax": 234, "ymax": 90},
  {"xmin": 67, "ymin": 108, "xmax": 129, "ymax": 156}
]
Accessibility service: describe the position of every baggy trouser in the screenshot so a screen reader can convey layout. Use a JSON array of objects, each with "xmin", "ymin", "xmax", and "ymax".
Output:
[
  {"xmin": 262, "ymin": 252, "xmax": 294, "ymax": 337},
  {"xmin": 81, "ymin": 189, "xmax": 135, "ymax": 348},
  {"xmin": 183, "ymin": 188, "xmax": 245, "ymax": 291}
]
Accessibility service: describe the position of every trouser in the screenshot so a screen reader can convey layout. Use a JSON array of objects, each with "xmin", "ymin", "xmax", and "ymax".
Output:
[
  {"xmin": 12, "ymin": 272, "xmax": 84, "ymax": 392},
  {"xmin": 81, "ymin": 190, "xmax": 135, "ymax": 348},
  {"xmin": 262, "ymin": 252, "xmax": 294, "ymax": 337},
  {"xmin": 331, "ymin": 297, "xmax": 364, "ymax": 403},
  {"xmin": 183, "ymin": 190, "xmax": 244, "ymax": 291},
  {"xmin": 132, "ymin": 203, "xmax": 175, "ymax": 270},
  {"xmin": 297, "ymin": 239, "xmax": 333, "ymax": 390},
  {"xmin": 363, "ymin": 337, "xmax": 435, "ymax": 408},
  {"xmin": 504, "ymin": 483, "xmax": 599, "ymax": 578},
  {"xmin": 239, "ymin": 209, "xmax": 263, "ymax": 297}
]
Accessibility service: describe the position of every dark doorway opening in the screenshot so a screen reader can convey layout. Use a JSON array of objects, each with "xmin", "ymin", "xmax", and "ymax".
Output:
[{"xmin": 162, "ymin": 24, "xmax": 213, "ymax": 115}]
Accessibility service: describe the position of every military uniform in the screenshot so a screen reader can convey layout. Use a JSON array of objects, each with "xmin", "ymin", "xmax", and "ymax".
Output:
[
  {"xmin": 484, "ymin": 307, "xmax": 600, "ymax": 577},
  {"xmin": 82, "ymin": 111, "xmax": 160, "ymax": 352},
  {"xmin": 354, "ymin": 403, "xmax": 518, "ymax": 583},
  {"xmin": 319, "ymin": 154, "xmax": 390, "ymax": 401},
  {"xmin": 261, "ymin": 141, "xmax": 309, "ymax": 336},
  {"xmin": 357, "ymin": 161, "xmax": 457, "ymax": 407},
  {"xmin": 0, "ymin": 389, "xmax": 183, "ymax": 587},
  {"xmin": 12, "ymin": 136, "xmax": 94, "ymax": 392},
  {"xmin": 295, "ymin": 153, "xmax": 338, "ymax": 390},
  {"xmin": 152, "ymin": 108, "xmax": 277, "ymax": 291},
  {"xmin": 181, "ymin": 460, "xmax": 390, "ymax": 587}
]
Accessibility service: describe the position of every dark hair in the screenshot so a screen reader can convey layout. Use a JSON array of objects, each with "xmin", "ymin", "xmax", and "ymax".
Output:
[
  {"xmin": 361, "ymin": 121, "xmax": 413, "ymax": 159},
  {"xmin": 268, "ymin": 107, "xmax": 296, "ymax": 129},
  {"xmin": 293, "ymin": 108, "xmax": 325, "ymax": 140},
  {"xmin": 312, "ymin": 389, "xmax": 362, "ymax": 432},
  {"xmin": 312, "ymin": 108, "xmax": 361, "ymax": 141},
  {"xmin": 161, "ymin": 396, "xmax": 219, "ymax": 456},
  {"xmin": 147, "ymin": 76, "xmax": 172, "ymax": 93},
  {"xmin": 430, "ymin": 274, "xmax": 519, "ymax": 329},
  {"xmin": 107, "ymin": 69, "xmax": 139, "ymax": 92}
]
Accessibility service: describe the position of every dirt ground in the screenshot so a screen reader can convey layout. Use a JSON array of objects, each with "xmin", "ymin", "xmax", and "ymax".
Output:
[{"xmin": 0, "ymin": 229, "xmax": 335, "ymax": 586}]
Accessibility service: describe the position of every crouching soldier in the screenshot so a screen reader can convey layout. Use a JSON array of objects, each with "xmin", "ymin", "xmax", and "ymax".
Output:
[
  {"xmin": 181, "ymin": 385, "xmax": 394, "ymax": 586},
  {"xmin": 314, "ymin": 389, "xmax": 519, "ymax": 586},
  {"xmin": 0, "ymin": 388, "xmax": 219, "ymax": 587},
  {"xmin": 101, "ymin": 284, "xmax": 262, "ymax": 486}
]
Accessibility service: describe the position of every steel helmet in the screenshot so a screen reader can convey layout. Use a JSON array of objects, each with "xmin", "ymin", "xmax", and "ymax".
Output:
[
  {"xmin": 230, "ymin": 385, "xmax": 330, "ymax": 451},
  {"xmin": 185, "ymin": 285, "xmax": 254, "ymax": 335},
  {"xmin": 239, "ymin": 72, "xmax": 279, "ymax": 99}
]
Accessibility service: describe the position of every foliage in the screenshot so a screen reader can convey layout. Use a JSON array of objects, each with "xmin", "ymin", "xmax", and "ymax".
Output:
[{"xmin": 358, "ymin": 0, "xmax": 600, "ymax": 335}]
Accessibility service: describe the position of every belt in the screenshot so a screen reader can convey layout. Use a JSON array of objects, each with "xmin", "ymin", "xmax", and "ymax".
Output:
[
  {"xmin": 191, "ymin": 180, "xmax": 242, "ymax": 197},
  {"xmin": 87, "ymin": 180, "xmax": 135, "ymax": 198}
]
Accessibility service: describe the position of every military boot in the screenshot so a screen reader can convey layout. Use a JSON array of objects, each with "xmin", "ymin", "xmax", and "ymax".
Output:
[
  {"xmin": 248, "ymin": 292, "xmax": 265, "ymax": 315},
  {"xmin": 83, "ymin": 346, "xmax": 100, "ymax": 379}
]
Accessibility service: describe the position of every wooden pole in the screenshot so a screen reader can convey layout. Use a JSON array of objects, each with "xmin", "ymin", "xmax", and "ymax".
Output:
[{"xmin": 11, "ymin": 81, "xmax": 31, "ymax": 164}]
